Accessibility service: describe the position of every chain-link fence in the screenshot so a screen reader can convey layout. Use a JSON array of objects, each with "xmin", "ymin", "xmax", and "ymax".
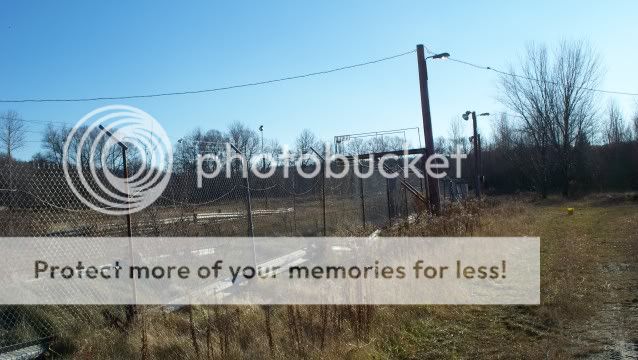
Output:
[{"xmin": 0, "ymin": 155, "xmax": 429, "ymax": 358}]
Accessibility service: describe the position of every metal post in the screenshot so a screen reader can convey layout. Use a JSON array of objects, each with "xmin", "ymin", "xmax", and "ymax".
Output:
[
  {"xmin": 403, "ymin": 186, "xmax": 409, "ymax": 221},
  {"xmin": 263, "ymin": 170, "xmax": 269, "ymax": 209},
  {"xmin": 121, "ymin": 146, "xmax": 133, "ymax": 237},
  {"xmin": 478, "ymin": 133, "xmax": 483, "ymax": 194},
  {"xmin": 359, "ymin": 164, "xmax": 366, "ymax": 227},
  {"xmin": 292, "ymin": 168, "xmax": 297, "ymax": 234},
  {"xmin": 7, "ymin": 158, "xmax": 13, "ymax": 236},
  {"xmin": 260, "ymin": 126, "xmax": 269, "ymax": 209},
  {"xmin": 310, "ymin": 147, "xmax": 326, "ymax": 236},
  {"xmin": 321, "ymin": 161, "xmax": 326, "ymax": 237},
  {"xmin": 98, "ymin": 125, "xmax": 133, "ymax": 236},
  {"xmin": 243, "ymin": 176, "xmax": 255, "ymax": 237},
  {"xmin": 416, "ymin": 44, "xmax": 441, "ymax": 214},
  {"xmin": 229, "ymin": 143, "xmax": 256, "ymax": 269},
  {"xmin": 98, "ymin": 125, "xmax": 136, "ymax": 322},
  {"xmin": 386, "ymin": 178, "xmax": 392, "ymax": 220},
  {"xmin": 471, "ymin": 112, "xmax": 481, "ymax": 199},
  {"xmin": 230, "ymin": 144, "xmax": 255, "ymax": 238}
]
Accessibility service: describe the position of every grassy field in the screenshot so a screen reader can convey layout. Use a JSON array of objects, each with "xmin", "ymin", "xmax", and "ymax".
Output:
[
  {"xmin": 32, "ymin": 194, "xmax": 638, "ymax": 358},
  {"xmin": 379, "ymin": 194, "xmax": 638, "ymax": 358}
]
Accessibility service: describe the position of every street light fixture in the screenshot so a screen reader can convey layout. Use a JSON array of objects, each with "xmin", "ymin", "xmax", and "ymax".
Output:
[{"xmin": 428, "ymin": 52, "xmax": 450, "ymax": 60}]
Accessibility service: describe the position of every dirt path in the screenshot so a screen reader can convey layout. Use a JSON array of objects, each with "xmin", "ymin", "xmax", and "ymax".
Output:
[
  {"xmin": 576, "ymin": 264, "xmax": 638, "ymax": 358},
  {"xmin": 567, "ymin": 203, "xmax": 638, "ymax": 359}
]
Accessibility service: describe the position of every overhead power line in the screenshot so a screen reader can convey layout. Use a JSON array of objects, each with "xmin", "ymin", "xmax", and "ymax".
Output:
[
  {"xmin": 447, "ymin": 57, "xmax": 638, "ymax": 97},
  {"xmin": 0, "ymin": 50, "xmax": 416, "ymax": 103},
  {"xmin": 1, "ymin": 46, "xmax": 634, "ymax": 105},
  {"xmin": 421, "ymin": 47, "xmax": 638, "ymax": 96}
]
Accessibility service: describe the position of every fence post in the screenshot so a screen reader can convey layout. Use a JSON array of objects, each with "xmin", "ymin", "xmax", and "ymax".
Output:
[
  {"xmin": 263, "ymin": 161, "xmax": 269, "ymax": 209},
  {"xmin": 229, "ymin": 144, "xmax": 256, "ymax": 270},
  {"xmin": 229, "ymin": 144, "xmax": 254, "ymax": 238},
  {"xmin": 310, "ymin": 147, "xmax": 326, "ymax": 236},
  {"xmin": 121, "ymin": 146, "xmax": 133, "ymax": 238},
  {"xmin": 359, "ymin": 167, "xmax": 365, "ymax": 228},
  {"xmin": 321, "ymin": 160, "xmax": 326, "ymax": 236},
  {"xmin": 8, "ymin": 159, "xmax": 13, "ymax": 236},
  {"xmin": 403, "ymin": 186, "xmax": 409, "ymax": 221},
  {"xmin": 292, "ymin": 168, "xmax": 297, "ymax": 234},
  {"xmin": 98, "ymin": 125, "xmax": 137, "ymax": 324},
  {"xmin": 243, "ymin": 175, "xmax": 255, "ymax": 238},
  {"xmin": 386, "ymin": 178, "xmax": 392, "ymax": 221}
]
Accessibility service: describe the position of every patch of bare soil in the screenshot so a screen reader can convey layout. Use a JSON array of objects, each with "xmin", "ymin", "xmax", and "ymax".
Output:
[{"xmin": 569, "ymin": 238, "xmax": 638, "ymax": 358}]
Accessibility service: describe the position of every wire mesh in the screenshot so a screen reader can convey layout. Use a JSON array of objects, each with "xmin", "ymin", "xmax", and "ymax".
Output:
[{"xmin": 0, "ymin": 156, "xmax": 427, "ymax": 357}]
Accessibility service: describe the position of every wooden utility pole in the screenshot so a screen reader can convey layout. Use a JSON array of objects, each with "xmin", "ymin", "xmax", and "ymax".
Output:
[{"xmin": 416, "ymin": 44, "xmax": 440, "ymax": 214}]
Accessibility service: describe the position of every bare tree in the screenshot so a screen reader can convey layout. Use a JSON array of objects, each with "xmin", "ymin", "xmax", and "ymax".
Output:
[
  {"xmin": 500, "ymin": 40, "xmax": 601, "ymax": 197},
  {"xmin": 227, "ymin": 121, "xmax": 259, "ymax": 160},
  {"xmin": 0, "ymin": 110, "xmax": 26, "ymax": 160},
  {"xmin": 295, "ymin": 129, "xmax": 321, "ymax": 165},
  {"xmin": 499, "ymin": 45, "xmax": 555, "ymax": 197},
  {"xmin": 173, "ymin": 127, "xmax": 227, "ymax": 172},
  {"xmin": 345, "ymin": 137, "xmax": 368, "ymax": 155},
  {"xmin": 434, "ymin": 136, "xmax": 447, "ymax": 154},
  {"xmin": 604, "ymin": 100, "xmax": 630, "ymax": 144},
  {"xmin": 448, "ymin": 117, "xmax": 469, "ymax": 153},
  {"xmin": 39, "ymin": 123, "xmax": 127, "ymax": 172},
  {"xmin": 550, "ymin": 41, "xmax": 601, "ymax": 196},
  {"xmin": 366, "ymin": 135, "xmax": 404, "ymax": 153},
  {"xmin": 265, "ymin": 139, "xmax": 282, "ymax": 166},
  {"xmin": 65, "ymin": 125, "xmax": 100, "ymax": 168},
  {"xmin": 491, "ymin": 113, "xmax": 516, "ymax": 151},
  {"xmin": 41, "ymin": 123, "xmax": 68, "ymax": 165}
]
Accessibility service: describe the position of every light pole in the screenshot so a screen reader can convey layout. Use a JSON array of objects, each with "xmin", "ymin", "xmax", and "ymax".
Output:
[
  {"xmin": 416, "ymin": 44, "xmax": 449, "ymax": 214},
  {"xmin": 462, "ymin": 111, "xmax": 489, "ymax": 199}
]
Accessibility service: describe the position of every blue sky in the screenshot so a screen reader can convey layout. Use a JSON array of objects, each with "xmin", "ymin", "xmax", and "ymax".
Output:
[{"xmin": 1, "ymin": 1, "xmax": 637, "ymax": 160}]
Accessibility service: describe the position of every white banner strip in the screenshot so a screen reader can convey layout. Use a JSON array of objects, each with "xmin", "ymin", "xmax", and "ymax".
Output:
[{"xmin": 0, "ymin": 237, "xmax": 539, "ymax": 305}]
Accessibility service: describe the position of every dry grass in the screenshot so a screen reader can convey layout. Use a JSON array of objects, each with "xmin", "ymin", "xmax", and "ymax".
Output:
[{"xmin": 31, "ymin": 194, "xmax": 638, "ymax": 358}]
